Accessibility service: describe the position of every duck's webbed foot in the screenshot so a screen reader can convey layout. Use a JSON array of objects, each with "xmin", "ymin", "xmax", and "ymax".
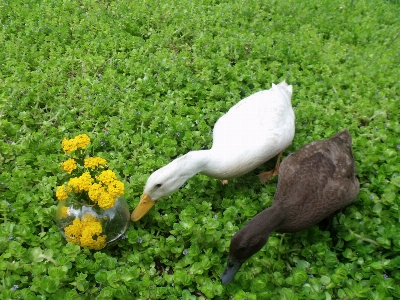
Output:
[{"xmin": 257, "ymin": 152, "xmax": 282, "ymax": 183}]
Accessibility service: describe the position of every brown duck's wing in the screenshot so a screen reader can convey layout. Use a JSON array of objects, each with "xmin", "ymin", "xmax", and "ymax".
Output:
[
  {"xmin": 277, "ymin": 141, "xmax": 314, "ymax": 173},
  {"xmin": 274, "ymin": 141, "xmax": 359, "ymax": 233},
  {"xmin": 273, "ymin": 140, "xmax": 331, "ymax": 201},
  {"xmin": 279, "ymin": 129, "xmax": 355, "ymax": 183}
]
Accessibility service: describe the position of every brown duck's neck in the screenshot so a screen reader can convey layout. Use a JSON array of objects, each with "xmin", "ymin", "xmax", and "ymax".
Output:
[{"xmin": 244, "ymin": 204, "xmax": 284, "ymax": 238}]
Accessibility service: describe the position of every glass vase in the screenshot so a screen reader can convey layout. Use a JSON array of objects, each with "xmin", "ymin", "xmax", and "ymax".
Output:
[{"xmin": 56, "ymin": 197, "xmax": 130, "ymax": 249}]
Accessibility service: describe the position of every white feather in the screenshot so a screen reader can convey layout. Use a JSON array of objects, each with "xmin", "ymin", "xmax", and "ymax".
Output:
[{"xmin": 143, "ymin": 81, "xmax": 295, "ymax": 201}]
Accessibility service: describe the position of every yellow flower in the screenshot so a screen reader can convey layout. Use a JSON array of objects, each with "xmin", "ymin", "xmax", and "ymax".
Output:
[
  {"xmin": 61, "ymin": 158, "xmax": 77, "ymax": 174},
  {"xmin": 75, "ymin": 134, "xmax": 91, "ymax": 149},
  {"xmin": 61, "ymin": 134, "xmax": 90, "ymax": 154},
  {"xmin": 64, "ymin": 218, "xmax": 82, "ymax": 244},
  {"xmin": 98, "ymin": 192, "xmax": 116, "ymax": 210},
  {"xmin": 63, "ymin": 213, "xmax": 107, "ymax": 250},
  {"xmin": 88, "ymin": 183, "xmax": 105, "ymax": 203},
  {"xmin": 107, "ymin": 180, "xmax": 124, "ymax": 198},
  {"xmin": 79, "ymin": 172, "xmax": 93, "ymax": 191},
  {"xmin": 59, "ymin": 206, "xmax": 70, "ymax": 218},
  {"xmin": 80, "ymin": 213, "xmax": 107, "ymax": 250},
  {"xmin": 80, "ymin": 228, "xmax": 107, "ymax": 250},
  {"xmin": 62, "ymin": 138, "xmax": 77, "ymax": 154},
  {"xmin": 84, "ymin": 157, "xmax": 107, "ymax": 169},
  {"xmin": 68, "ymin": 172, "xmax": 93, "ymax": 193},
  {"xmin": 68, "ymin": 177, "xmax": 80, "ymax": 193},
  {"xmin": 97, "ymin": 170, "xmax": 117, "ymax": 185},
  {"xmin": 56, "ymin": 184, "xmax": 72, "ymax": 201}
]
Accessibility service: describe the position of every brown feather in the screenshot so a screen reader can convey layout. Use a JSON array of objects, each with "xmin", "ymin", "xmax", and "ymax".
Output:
[{"xmin": 221, "ymin": 129, "xmax": 360, "ymax": 284}]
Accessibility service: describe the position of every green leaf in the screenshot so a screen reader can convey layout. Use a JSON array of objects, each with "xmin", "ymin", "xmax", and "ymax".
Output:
[
  {"xmin": 372, "ymin": 203, "xmax": 383, "ymax": 214},
  {"xmin": 31, "ymin": 247, "xmax": 45, "ymax": 262},
  {"xmin": 95, "ymin": 270, "xmax": 108, "ymax": 284},
  {"xmin": 296, "ymin": 260, "xmax": 310, "ymax": 270},
  {"xmin": 40, "ymin": 277, "xmax": 60, "ymax": 294},
  {"xmin": 320, "ymin": 275, "xmax": 331, "ymax": 285},
  {"xmin": 268, "ymin": 237, "xmax": 280, "ymax": 247},
  {"xmin": 369, "ymin": 261, "xmax": 383, "ymax": 270},
  {"xmin": 48, "ymin": 266, "xmax": 68, "ymax": 280}
]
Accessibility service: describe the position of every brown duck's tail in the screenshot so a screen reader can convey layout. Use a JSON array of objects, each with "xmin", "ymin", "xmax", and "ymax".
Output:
[
  {"xmin": 331, "ymin": 129, "xmax": 352, "ymax": 147},
  {"xmin": 330, "ymin": 129, "xmax": 356, "ymax": 166}
]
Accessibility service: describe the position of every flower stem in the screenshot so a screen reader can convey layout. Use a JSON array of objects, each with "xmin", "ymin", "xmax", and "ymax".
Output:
[
  {"xmin": 47, "ymin": 257, "xmax": 59, "ymax": 266},
  {"xmin": 350, "ymin": 229, "xmax": 381, "ymax": 246},
  {"xmin": 278, "ymin": 233, "xmax": 286, "ymax": 260}
]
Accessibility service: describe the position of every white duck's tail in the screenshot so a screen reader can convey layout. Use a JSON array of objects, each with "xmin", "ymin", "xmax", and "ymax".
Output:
[{"xmin": 272, "ymin": 80, "xmax": 293, "ymax": 102}]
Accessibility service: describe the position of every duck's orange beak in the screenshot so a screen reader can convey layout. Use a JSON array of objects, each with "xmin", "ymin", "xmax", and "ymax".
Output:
[{"xmin": 131, "ymin": 193, "xmax": 155, "ymax": 222}]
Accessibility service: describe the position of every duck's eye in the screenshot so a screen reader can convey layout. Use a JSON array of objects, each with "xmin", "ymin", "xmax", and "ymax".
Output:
[{"xmin": 155, "ymin": 183, "xmax": 163, "ymax": 188}]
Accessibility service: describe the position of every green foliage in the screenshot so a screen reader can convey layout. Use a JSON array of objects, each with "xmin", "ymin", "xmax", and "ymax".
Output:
[{"xmin": 1, "ymin": 0, "xmax": 399, "ymax": 298}]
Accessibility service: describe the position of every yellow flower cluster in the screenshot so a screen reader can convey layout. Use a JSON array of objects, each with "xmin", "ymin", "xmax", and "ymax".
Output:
[
  {"xmin": 61, "ymin": 158, "xmax": 77, "ymax": 174},
  {"xmin": 107, "ymin": 180, "xmax": 124, "ymax": 198},
  {"xmin": 56, "ymin": 171, "xmax": 124, "ymax": 210},
  {"xmin": 75, "ymin": 134, "xmax": 91, "ymax": 149},
  {"xmin": 64, "ymin": 218, "xmax": 82, "ymax": 244},
  {"xmin": 98, "ymin": 193, "xmax": 115, "ymax": 210},
  {"xmin": 64, "ymin": 213, "xmax": 107, "ymax": 250},
  {"xmin": 56, "ymin": 184, "xmax": 72, "ymax": 201},
  {"xmin": 56, "ymin": 134, "xmax": 126, "ymax": 250},
  {"xmin": 62, "ymin": 134, "xmax": 91, "ymax": 154},
  {"xmin": 88, "ymin": 183, "xmax": 116, "ymax": 209},
  {"xmin": 84, "ymin": 157, "xmax": 107, "ymax": 169},
  {"xmin": 90, "ymin": 170, "xmax": 125, "ymax": 209},
  {"xmin": 87, "ymin": 178, "xmax": 124, "ymax": 210},
  {"xmin": 69, "ymin": 172, "xmax": 93, "ymax": 193},
  {"xmin": 87, "ymin": 183, "xmax": 104, "ymax": 202},
  {"xmin": 97, "ymin": 170, "xmax": 117, "ymax": 185}
]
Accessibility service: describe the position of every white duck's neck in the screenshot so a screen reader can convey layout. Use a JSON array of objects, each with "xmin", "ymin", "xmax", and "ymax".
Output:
[
  {"xmin": 171, "ymin": 149, "xmax": 234, "ymax": 181},
  {"xmin": 172, "ymin": 150, "xmax": 213, "ymax": 179}
]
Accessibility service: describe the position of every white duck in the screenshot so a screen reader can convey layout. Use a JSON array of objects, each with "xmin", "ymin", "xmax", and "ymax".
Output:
[{"xmin": 131, "ymin": 81, "xmax": 295, "ymax": 221}]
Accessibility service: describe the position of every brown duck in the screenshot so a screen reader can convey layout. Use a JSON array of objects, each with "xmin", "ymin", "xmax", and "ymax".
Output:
[{"xmin": 221, "ymin": 129, "xmax": 360, "ymax": 284}]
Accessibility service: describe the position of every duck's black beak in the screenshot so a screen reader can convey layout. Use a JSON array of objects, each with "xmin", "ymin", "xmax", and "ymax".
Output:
[{"xmin": 221, "ymin": 259, "xmax": 242, "ymax": 285}]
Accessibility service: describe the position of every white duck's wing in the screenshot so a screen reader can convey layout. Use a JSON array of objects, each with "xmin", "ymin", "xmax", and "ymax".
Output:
[
  {"xmin": 210, "ymin": 81, "xmax": 295, "ymax": 168},
  {"xmin": 213, "ymin": 82, "xmax": 295, "ymax": 152}
]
